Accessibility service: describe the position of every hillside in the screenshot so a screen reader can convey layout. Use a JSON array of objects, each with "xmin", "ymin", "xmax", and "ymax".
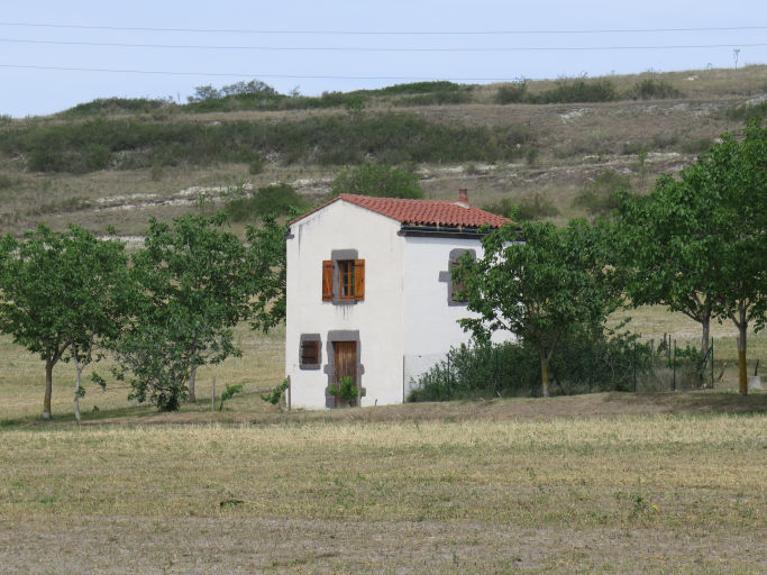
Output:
[{"xmin": 1, "ymin": 65, "xmax": 767, "ymax": 237}]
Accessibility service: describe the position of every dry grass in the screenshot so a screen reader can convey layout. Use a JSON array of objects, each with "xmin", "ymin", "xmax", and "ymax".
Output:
[
  {"xmin": 1, "ymin": 411, "xmax": 767, "ymax": 573},
  {"xmin": 3, "ymin": 309, "xmax": 767, "ymax": 572},
  {"xmin": 0, "ymin": 324, "xmax": 284, "ymax": 423}
]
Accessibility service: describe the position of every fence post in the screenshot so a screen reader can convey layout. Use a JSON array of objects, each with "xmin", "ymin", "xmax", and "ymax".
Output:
[
  {"xmin": 672, "ymin": 339, "xmax": 677, "ymax": 392},
  {"xmin": 633, "ymin": 342, "xmax": 638, "ymax": 393},
  {"xmin": 711, "ymin": 337, "xmax": 715, "ymax": 389}
]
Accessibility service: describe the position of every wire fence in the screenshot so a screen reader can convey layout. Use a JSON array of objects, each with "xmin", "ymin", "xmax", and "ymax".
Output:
[{"xmin": 407, "ymin": 335, "xmax": 719, "ymax": 401}]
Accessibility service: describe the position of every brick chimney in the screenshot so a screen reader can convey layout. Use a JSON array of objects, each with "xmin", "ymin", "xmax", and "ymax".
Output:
[{"xmin": 456, "ymin": 188, "xmax": 470, "ymax": 208}]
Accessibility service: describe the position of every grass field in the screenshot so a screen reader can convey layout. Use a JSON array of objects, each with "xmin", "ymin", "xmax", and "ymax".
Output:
[
  {"xmin": 2, "ymin": 309, "xmax": 767, "ymax": 573},
  {"xmin": 2, "ymin": 404, "xmax": 767, "ymax": 573}
]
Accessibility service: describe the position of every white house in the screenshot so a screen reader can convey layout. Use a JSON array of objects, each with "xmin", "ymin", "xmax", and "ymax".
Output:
[{"xmin": 284, "ymin": 190, "xmax": 511, "ymax": 409}]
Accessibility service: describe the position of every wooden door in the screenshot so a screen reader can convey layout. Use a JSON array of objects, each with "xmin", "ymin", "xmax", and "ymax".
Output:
[{"xmin": 333, "ymin": 341, "xmax": 357, "ymax": 407}]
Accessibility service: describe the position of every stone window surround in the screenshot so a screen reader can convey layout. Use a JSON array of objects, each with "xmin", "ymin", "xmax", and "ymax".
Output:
[
  {"xmin": 438, "ymin": 248, "xmax": 476, "ymax": 307},
  {"xmin": 327, "ymin": 249, "xmax": 360, "ymax": 305},
  {"xmin": 298, "ymin": 333, "xmax": 322, "ymax": 370}
]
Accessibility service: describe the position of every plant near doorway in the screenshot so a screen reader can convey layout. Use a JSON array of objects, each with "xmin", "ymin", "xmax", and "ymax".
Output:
[{"xmin": 328, "ymin": 375, "xmax": 359, "ymax": 407}]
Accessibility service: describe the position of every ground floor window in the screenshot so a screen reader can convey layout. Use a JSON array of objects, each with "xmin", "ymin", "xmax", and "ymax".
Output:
[{"xmin": 299, "ymin": 335, "xmax": 322, "ymax": 369}]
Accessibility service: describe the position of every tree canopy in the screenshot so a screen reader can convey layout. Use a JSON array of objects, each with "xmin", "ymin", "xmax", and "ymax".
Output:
[
  {"xmin": 456, "ymin": 220, "xmax": 620, "ymax": 396},
  {"xmin": 0, "ymin": 225, "xmax": 129, "ymax": 419}
]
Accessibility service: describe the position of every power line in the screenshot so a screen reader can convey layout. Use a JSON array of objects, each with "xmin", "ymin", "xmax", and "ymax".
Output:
[
  {"xmin": 0, "ymin": 63, "xmax": 518, "ymax": 82},
  {"xmin": 1, "ymin": 36, "xmax": 766, "ymax": 53},
  {"xmin": 0, "ymin": 20, "xmax": 766, "ymax": 36}
]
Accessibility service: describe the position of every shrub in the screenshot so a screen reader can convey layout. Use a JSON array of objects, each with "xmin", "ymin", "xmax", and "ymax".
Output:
[
  {"xmin": 372, "ymin": 81, "xmax": 467, "ymax": 95},
  {"xmin": 331, "ymin": 163, "xmax": 424, "ymax": 199},
  {"xmin": 261, "ymin": 379, "xmax": 289, "ymax": 405},
  {"xmin": 496, "ymin": 81, "xmax": 529, "ymax": 104},
  {"xmin": 626, "ymin": 78, "xmax": 683, "ymax": 100},
  {"xmin": 408, "ymin": 330, "xmax": 655, "ymax": 402},
  {"xmin": 3, "ymin": 113, "xmax": 528, "ymax": 173},
  {"xmin": 61, "ymin": 97, "xmax": 172, "ymax": 118},
  {"xmin": 394, "ymin": 91, "xmax": 472, "ymax": 107},
  {"xmin": 328, "ymin": 375, "xmax": 359, "ymax": 406},
  {"xmin": 725, "ymin": 101, "xmax": 767, "ymax": 122},
  {"xmin": 483, "ymin": 193, "xmax": 559, "ymax": 221},
  {"xmin": 248, "ymin": 154, "xmax": 266, "ymax": 175},
  {"xmin": 224, "ymin": 183, "xmax": 308, "ymax": 222},
  {"xmin": 574, "ymin": 171, "xmax": 633, "ymax": 215},
  {"xmin": 0, "ymin": 173, "xmax": 18, "ymax": 190},
  {"xmin": 534, "ymin": 78, "xmax": 618, "ymax": 104},
  {"xmin": 219, "ymin": 383, "xmax": 244, "ymax": 411},
  {"xmin": 680, "ymin": 137, "xmax": 714, "ymax": 155}
]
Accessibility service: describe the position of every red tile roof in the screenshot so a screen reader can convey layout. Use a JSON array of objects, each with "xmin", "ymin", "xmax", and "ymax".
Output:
[{"xmin": 292, "ymin": 194, "xmax": 509, "ymax": 229}]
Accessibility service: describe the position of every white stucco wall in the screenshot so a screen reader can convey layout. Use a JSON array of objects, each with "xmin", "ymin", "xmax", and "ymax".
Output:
[
  {"xmin": 285, "ymin": 200, "xmax": 406, "ymax": 409},
  {"xmin": 401, "ymin": 235, "xmax": 514, "ymax": 396}
]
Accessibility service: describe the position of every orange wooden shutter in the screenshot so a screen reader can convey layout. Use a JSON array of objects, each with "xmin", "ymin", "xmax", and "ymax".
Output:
[
  {"xmin": 322, "ymin": 260, "xmax": 333, "ymax": 301},
  {"xmin": 354, "ymin": 259, "xmax": 365, "ymax": 300}
]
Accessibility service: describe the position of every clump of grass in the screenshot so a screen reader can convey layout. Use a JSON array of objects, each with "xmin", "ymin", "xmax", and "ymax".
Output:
[
  {"xmin": 496, "ymin": 81, "xmax": 529, "ymax": 104},
  {"xmin": 248, "ymin": 154, "xmax": 266, "ymax": 175},
  {"xmin": 224, "ymin": 183, "xmax": 308, "ymax": 222},
  {"xmin": 393, "ymin": 91, "xmax": 472, "ymax": 107},
  {"xmin": 483, "ymin": 193, "xmax": 559, "ymax": 221},
  {"xmin": 28, "ymin": 196, "xmax": 92, "ymax": 216},
  {"xmin": 680, "ymin": 137, "xmax": 714, "ymax": 155},
  {"xmin": 534, "ymin": 78, "xmax": 618, "ymax": 104},
  {"xmin": 725, "ymin": 100, "xmax": 767, "ymax": 122},
  {"xmin": 61, "ymin": 97, "xmax": 173, "ymax": 118},
  {"xmin": 331, "ymin": 163, "xmax": 424, "ymax": 199},
  {"xmin": 626, "ymin": 78, "xmax": 683, "ymax": 100},
  {"xmin": 0, "ymin": 173, "xmax": 19, "ymax": 190},
  {"xmin": 573, "ymin": 171, "xmax": 632, "ymax": 216}
]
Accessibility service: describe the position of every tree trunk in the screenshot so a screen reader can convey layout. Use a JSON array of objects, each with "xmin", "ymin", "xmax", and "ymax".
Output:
[
  {"xmin": 700, "ymin": 313, "xmax": 711, "ymax": 387},
  {"xmin": 540, "ymin": 352, "xmax": 551, "ymax": 398},
  {"xmin": 700, "ymin": 314, "xmax": 711, "ymax": 358},
  {"xmin": 43, "ymin": 358, "xmax": 54, "ymax": 420},
  {"xmin": 188, "ymin": 366, "xmax": 198, "ymax": 403},
  {"xmin": 736, "ymin": 318, "xmax": 748, "ymax": 396},
  {"xmin": 74, "ymin": 360, "xmax": 83, "ymax": 424}
]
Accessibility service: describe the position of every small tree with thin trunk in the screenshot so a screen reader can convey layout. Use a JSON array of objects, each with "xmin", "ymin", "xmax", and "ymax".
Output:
[
  {"xmin": 617, "ymin": 175, "xmax": 722, "ymax": 359},
  {"xmin": 117, "ymin": 214, "xmax": 254, "ymax": 408},
  {"xmin": 689, "ymin": 122, "xmax": 767, "ymax": 395},
  {"xmin": 0, "ymin": 226, "xmax": 129, "ymax": 420},
  {"xmin": 456, "ymin": 220, "xmax": 619, "ymax": 397}
]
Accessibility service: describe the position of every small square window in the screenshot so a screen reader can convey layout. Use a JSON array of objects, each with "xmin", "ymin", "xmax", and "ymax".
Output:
[{"xmin": 300, "ymin": 338, "xmax": 321, "ymax": 369}]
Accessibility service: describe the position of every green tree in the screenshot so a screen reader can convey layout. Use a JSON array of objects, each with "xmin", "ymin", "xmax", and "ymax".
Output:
[
  {"xmin": 690, "ymin": 122, "xmax": 767, "ymax": 395},
  {"xmin": 116, "ymin": 214, "xmax": 255, "ymax": 409},
  {"xmin": 246, "ymin": 215, "xmax": 288, "ymax": 333},
  {"xmin": 617, "ymin": 175, "xmax": 720, "ymax": 358},
  {"xmin": 0, "ymin": 226, "xmax": 129, "ymax": 420},
  {"xmin": 620, "ymin": 121, "xmax": 767, "ymax": 395},
  {"xmin": 456, "ymin": 220, "xmax": 619, "ymax": 397},
  {"xmin": 331, "ymin": 164, "xmax": 424, "ymax": 199}
]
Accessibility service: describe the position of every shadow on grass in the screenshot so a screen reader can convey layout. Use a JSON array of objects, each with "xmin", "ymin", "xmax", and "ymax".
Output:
[{"xmin": 3, "ymin": 390, "xmax": 766, "ymax": 431}]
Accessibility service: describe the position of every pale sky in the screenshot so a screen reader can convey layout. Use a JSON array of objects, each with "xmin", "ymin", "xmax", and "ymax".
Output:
[{"xmin": 1, "ymin": 0, "xmax": 766, "ymax": 117}]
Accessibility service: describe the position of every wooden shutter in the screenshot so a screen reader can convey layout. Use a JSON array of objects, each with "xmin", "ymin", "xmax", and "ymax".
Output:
[
  {"xmin": 354, "ymin": 259, "xmax": 365, "ymax": 301},
  {"xmin": 322, "ymin": 260, "xmax": 333, "ymax": 301}
]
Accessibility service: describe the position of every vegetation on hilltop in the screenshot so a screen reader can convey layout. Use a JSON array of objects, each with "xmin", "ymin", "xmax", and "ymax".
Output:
[{"xmin": 0, "ymin": 113, "xmax": 534, "ymax": 174}]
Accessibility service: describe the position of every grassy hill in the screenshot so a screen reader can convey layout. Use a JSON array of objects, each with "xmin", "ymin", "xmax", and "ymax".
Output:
[{"xmin": 1, "ymin": 65, "xmax": 766, "ymax": 236}]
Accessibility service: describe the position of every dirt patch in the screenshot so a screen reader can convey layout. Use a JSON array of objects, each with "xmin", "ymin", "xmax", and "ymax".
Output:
[{"xmin": 1, "ymin": 516, "xmax": 763, "ymax": 574}]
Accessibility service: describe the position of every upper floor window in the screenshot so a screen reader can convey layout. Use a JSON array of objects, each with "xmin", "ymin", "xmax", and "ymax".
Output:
[
  {"xmin": 323, "ymin": 258, "xmax": 365, "ymax": 303},
  {"xmin": 447, "ymin": 249, "xmax": 475, "ymax": 306}
]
